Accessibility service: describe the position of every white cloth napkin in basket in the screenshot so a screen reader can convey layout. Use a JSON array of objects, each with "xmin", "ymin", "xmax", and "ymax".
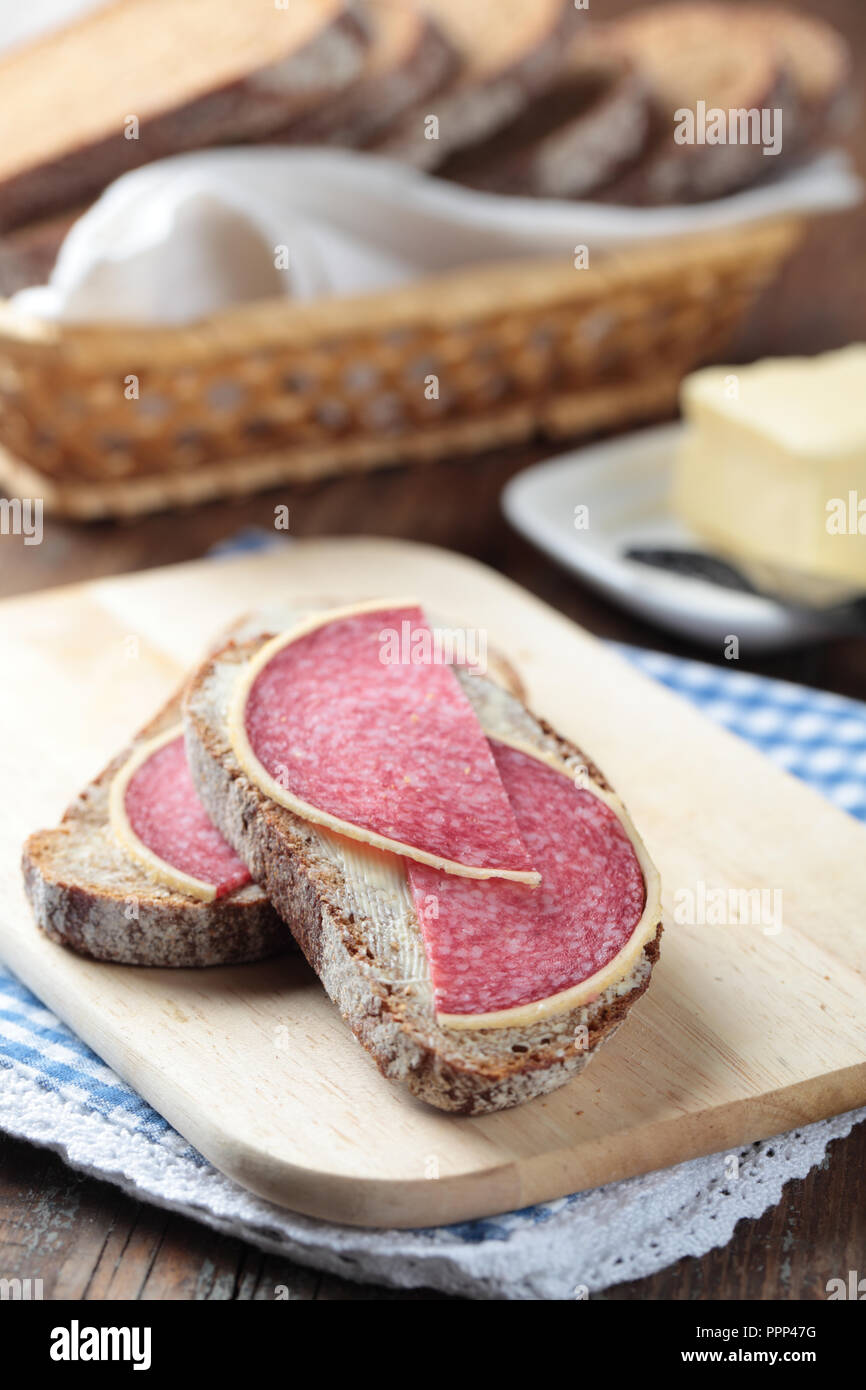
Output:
[{"xmin": 11, "ymin": 147, "xmax": 861, "ymax": 325}]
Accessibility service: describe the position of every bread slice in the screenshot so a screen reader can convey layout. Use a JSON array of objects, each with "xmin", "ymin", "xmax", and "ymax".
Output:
[
  {"xmin": 0, "ymin": 0, "xmax": 367, "ymax": 232},
  {"xmin": 22, "ymin": 690, "xmax": 286, "ymax": 968},
  {"xmin": 184, "ymin": 633, "xmax": 663, "ymax": 1114},
  {"xmin": 739, "ymin": 7, "xmax": 853, "ymax": 150},
  {"xmin": 596, "ymin": 3, "xmax": 802, "ymax": 204},
  {"xmin": 441, "ymin": 41, "xmax": 650, "ymax": 199},
  {"xmin": 370, "ymin": 0, "xmax": 583, "ymax": 171},
  {"xmin": 268, "ymin": 0, "xmax": 460, "ymax": 149}
]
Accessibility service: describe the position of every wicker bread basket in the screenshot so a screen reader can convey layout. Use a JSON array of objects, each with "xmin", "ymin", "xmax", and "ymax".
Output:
[{"xmin": 0, "ymin": 217, "xmax": 800, "ymax": 519}]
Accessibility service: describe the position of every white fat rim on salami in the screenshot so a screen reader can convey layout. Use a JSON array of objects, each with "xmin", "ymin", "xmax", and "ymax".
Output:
[
  {"xmin": 109, "ymin": 724, "xmax": 218, "ymax": 903},
  {"xmin": 433, "ymin": 737, "xmax": 662, "ymax": 1030},
  {"xmin": 227, "ymin": 598, "xmax": 540, "ymax": 884}
]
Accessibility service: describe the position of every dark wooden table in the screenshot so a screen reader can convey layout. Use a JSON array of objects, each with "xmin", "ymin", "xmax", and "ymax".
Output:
[{"xmin": 1, "ymin": 0, "xmax": 864, "ymax": 1301}]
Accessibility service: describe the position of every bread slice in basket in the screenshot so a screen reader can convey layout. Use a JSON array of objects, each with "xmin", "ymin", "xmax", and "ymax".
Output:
[
  {"xmin": 22, "ymin": 690, "xmax": 285, "ymax": 968},
  {"xmin": 370, "ymin": 0, "xmax": 583, "ymax": 171},
  {"xmin": 441, "ymin": 41, "xmax": 650, "ymax": 200},
  {"xmin": 594, "ymin": 2, "xmax": 850, "ymax": 204},
  {"xmin": 269, "ymin": 0, "xmax": 460, "ymax": 149},
  {"xmin": 0, "ymin": 0, "xmax": 368, "ymax": 232},
  {"xmin": 183, "ymin": 603, "xmax": 663, "ymax": 1114}
]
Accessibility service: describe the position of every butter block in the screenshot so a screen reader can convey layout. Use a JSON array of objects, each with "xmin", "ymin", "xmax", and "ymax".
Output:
[{"xmin": 674, "ymin": 346, "xmax": 866, "ymax": 586}]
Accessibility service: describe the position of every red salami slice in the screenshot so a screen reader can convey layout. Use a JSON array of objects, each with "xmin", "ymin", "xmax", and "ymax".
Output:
[
  {"xmin": 408, "ymin": 741, "xmax": 647, "ymax": 1021},
  {"xmin": 233, "ymin": 604, "xmax": 536, "ymax": 881},
  {"xmin": 123, "ymin": 734, "xmax": 251, "ymax": 899}
]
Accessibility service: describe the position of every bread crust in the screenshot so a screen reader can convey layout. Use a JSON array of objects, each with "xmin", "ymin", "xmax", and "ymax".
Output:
[
  {"xmin": 268, "ymin": 6, "xmax": 460, "ymax": 149},
  {"xmin": 184, "ymin": 636, "xmax": 663, "ymax": 1114},
  {"xmin": 22, "ymin": 689, "xmax": 286, "ymax": 968},
  {"xmin": 594, "ymin": 2, "xmax": 848, "ymax": 204},
  {"xmin": 442, "ymin": 49, "xmax": 650, "ymax": 200},
  {"xmin": 370, "ymin": 0, "xmax": 583, "ymax": 171}
]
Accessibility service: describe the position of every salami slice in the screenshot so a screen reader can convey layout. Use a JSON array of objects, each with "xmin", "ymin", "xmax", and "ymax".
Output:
[
  {"xmin": 110, "ymin": 728, "xmax": 251, "ymax": 902},
  {"xmin": 408, "ymin": 740, "xmax": 652, "ymax": 1027},
  {"xmin": 229, "ymin": 602, "xmax": 537, "ymax": 883}
]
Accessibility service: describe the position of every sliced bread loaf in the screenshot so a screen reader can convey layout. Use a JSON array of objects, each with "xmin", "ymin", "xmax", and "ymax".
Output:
[
  {"xmin": 184, "ymin": 629, "xmax": 662, "ymax": 1114},
  {"xmin": 22, "ymin": 689, "xmax": 285, "ymax": 968}
]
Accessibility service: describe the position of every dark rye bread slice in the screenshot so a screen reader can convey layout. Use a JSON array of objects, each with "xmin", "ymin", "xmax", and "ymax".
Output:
[
  {"xmin": 183, "ymin": 636, "xmax": 663, "ymax": 1115},
  {"xmin": 22, "ymin": 690, "xmax": 286, "ymax": 968},
  {"xmin": 595, "ymin": 3, "xmax": 804, "ymax": 205},
  {"xmin": 370, "ymin": 0, "xmax": 584, "ymax": 172},
  {"xmin": 0, "ymin": 0, "xmax": 367, "ymax": 232},
  {"xmin": 268, "ymin": 0, "xmax": 460, "ymax": 149},
  {"xmin": 441, "ymin": 43, "xmax": 650, "ymax": 200}
]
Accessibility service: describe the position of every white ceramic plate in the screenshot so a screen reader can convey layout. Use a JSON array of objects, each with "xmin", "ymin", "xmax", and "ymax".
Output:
[{"xmin": 502, "ymin": 423, "xmax": 863, "ymax": 653}]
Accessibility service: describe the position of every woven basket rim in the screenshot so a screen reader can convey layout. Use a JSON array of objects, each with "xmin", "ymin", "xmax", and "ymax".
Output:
[{"xmin": 0, "ymin": 217, "xmax": 801, "ymax": 367}]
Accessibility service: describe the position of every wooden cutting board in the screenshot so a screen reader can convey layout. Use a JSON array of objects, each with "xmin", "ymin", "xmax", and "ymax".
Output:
[{"xmin": 1, "ymin": 538, "xmax": 864, "ymax": 1229}]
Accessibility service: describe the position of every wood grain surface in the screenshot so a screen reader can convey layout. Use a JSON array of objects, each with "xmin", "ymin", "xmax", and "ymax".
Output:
[
  {"xmin": 2, "ymin": 1123, "xmax": 863, "ymax": 1300},
  {"xmin": 0, "ymin": 0, "xmax": 863, "ymax": 1300}
]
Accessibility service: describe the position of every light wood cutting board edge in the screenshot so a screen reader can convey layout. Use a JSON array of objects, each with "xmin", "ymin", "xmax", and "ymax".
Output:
[{"xmin": 121, "ymin": 1064, "xmax": 866, "ymax": 1229}]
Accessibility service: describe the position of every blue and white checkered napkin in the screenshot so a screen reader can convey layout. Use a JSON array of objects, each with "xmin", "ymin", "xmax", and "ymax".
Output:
[
  {"xmin": 619, "ymin": 646, "xmax": 866, "ymax": 823},
  {"xmin": 1, "ymin": 642, "xmax": 864, "ymax": 1299}
]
